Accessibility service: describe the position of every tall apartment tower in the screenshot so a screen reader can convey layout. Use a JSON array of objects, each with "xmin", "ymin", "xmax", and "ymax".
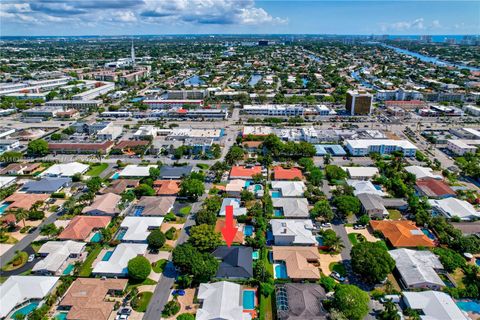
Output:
[
  {"xmin": 345, "ymin": 90, "xmax": 373, "ymax": 115},
  {"xmin": 131, "ymin": 40, "xmax": 136, "ymax": 66}
]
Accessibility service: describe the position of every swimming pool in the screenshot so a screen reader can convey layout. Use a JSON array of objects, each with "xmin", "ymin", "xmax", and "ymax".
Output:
[
  {"xmin": 243, "ymin": 290, "xmax": 256, "ymax": 310},
  {"xmin": 476, "ymin": 258, "xmax": 480, "ymax": 267},
  {"xmin": 274, "ymin": 262, "xmax": 288, "ymax": 279},
  {"xmin": 421, "ymin": 228, "xmax": 436, "ymax": 240},
  {"xmin": 133, "ymin": 206, "xmax": 144, "ymax": 216},
  {"xmin": 254, "ymin": 184, "xmax": 262, "ymax": 192},
  {"xmin": 90, "ymin": 232, "xmax": 102, "ymax": 243},
  {"xmin": 102, "ymin": 251, "xmax": 113, "ymax": 261},
  {"xmin": 271, "ymin": 191, "xmax": 281, "ymax": 198},
  {"xmin": 456, "ymin": 300, "xmax": 480, "ymax": 314},
  {"xmin": 116, "ymin": 229, "xmax": 127, "ymax": 240},
  {"xmin": 54, "ymin": 312, "xmax": 68, "ymax": 320},
  {"xmin": 252, "ymin": 251, "xmax": 259, "ymax": 260},
  {"xmin": 274, "ymin": 209, "xmax": 283, "ymax": 217},
  {"xmin": 111, "ymin": 172, "xmax": 120, "ymax": 180},
  {"xmin": 244, "ymin": 225, "xmax": 254, "ymax": 237},
  {"xmin": 316, "ymin": 236, "xmax": 324, "ymax": 246},
  {"xmin": 63, "ymin": 263, "xmax": 74, "ymax": 275},
  {"xmin": 11, "ymin": 302, "xmax": 39, "ymax": 319},
  {"xmin": 0, "ymin": 202, "xmax": 10, "ymax": 215},
  {"xmin": 244, "ymin": 180, "xmax": 252, "ymax": 188}
]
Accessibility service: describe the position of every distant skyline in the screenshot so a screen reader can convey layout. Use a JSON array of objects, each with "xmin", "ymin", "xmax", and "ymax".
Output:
[{"xmin": 1, "ymin": 1, "xmax": 479, "ymax": 36}]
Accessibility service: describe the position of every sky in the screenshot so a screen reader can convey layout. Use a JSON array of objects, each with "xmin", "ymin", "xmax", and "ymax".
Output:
[{"xmin": 0, "ymin": 0, "xmax": 479, "ymax": 36}]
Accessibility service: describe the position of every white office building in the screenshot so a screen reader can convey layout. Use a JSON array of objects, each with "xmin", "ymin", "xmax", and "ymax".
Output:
[{"xmin": 345, "ymin": 139, "xmax": 417, "ymax": 157}]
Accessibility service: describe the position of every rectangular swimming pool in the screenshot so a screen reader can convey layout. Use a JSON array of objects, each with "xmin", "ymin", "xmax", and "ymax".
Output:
[
  {"xmin": 274, "ymin": 209, "xmax": 283, "ymax": 217},
  {"xmin": 111, "ymin": 172, "xmax": 120, "ymax": 180},
  {"xmin": 116, "ymin": 229, "xmax": 127, "ymax": 240},
  {"xmin": 63, "ymin": 263, "xmax": 74, "ymax": 275},
  {"xmin": 133, "ymin": 206, "xmax": 144, "ymax": 216},
  {"xmin": 274, "ymin": 262, "xmax": 288, "ymax": 279},
  {"xmin": 244, "ymin": 225, "xmax": 254, "ymax": 237},
  {"xmin": 243, "ymin": 290, "xmax": 255, "ymax": 310},
  {"xmin": 90, "ymin": 232, "xmax": 102, "ymax": 243},
  {"xmin": 0, "ymin": 202, "xmax": 10, "ymax": 215},
  {"xmin": 421, "ymin": 228, "xmax": 436, "ymax": 240},
  {"xmin": 271, "ymin": 191, "xmax": 281, "ymax": 198},
  {"xmin": 102, "ymin": 251, "xmax": 113, "ymax": 261}
]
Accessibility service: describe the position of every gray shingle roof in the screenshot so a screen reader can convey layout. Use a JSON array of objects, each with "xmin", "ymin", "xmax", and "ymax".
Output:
[
  {"xmin": 159, "ymin": 166, "xmax": 193, "ymax": 179},
  {"xmin": 22, "ymin": 177, "xmax": 71, "ymax": 193},
  {"xmin": 212, "ymin": 246, "xmax": 253, "ymax": 279},
  {"xmin": 276, "ymin": 283, "xmax": 328, "ymax": 320}
]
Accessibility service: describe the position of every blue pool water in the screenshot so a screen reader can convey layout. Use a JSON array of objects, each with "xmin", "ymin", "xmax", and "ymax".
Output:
[
  {"xmin": 271, "ymin": 191, "xmax": 281, "ymax": 198},
  {"xmin": 243, "ymin": 290, "xmax": 255, "ymax": 310},
  {"xmin": 184, "ymin": 75, "xmax": 205, "ymax": 86},
  {"xmin": 244, "ymin": 225, "xmax": 254, "ymax": 237},
  {"xmin": 302, "ymin": 78, "xmax": 309, "ymax": 88},
  {"xmin": 476, "ymin": 258, "xmax": 480, "ymax": 267},
  {"xmin": 133, "ymin": 206, "xmax": 144, "ymax": 216},
  {"xmin": 116, "ymin": 229, "xmax": 127, "ymax": 240},
  {"xmin": 54, "ymin": 312, "xmax": 68, "ymax": 320},
  {"xmin": 90, "ymin": 232, "xmax": 102, "ymax": 243},
  {"xmin": 422, "ymin": 228, "xmax": 436, "ymax": 240},
  {"xmin": 11, "ymin": 302, "xmax": 39, "ymax": 318},
  {"xmin": 130, "ymin": 97, "xmax": 144, "ymax": 103},
  {"xmin": 244, "ymin": 180, "xmax": 252, "ymax": 188},
  {"xmin": 373, "ymin": 184, "xmax": 382, "ymax": 190},
  {"xmin": 111, "ymin": 172, "xmax": 120, "ymax": 180},
  {"xmin": 316, "ymin": 236, "xmax": 324, "ymax": 246},
  {"xmin": 248, "ymin": 74, "xmax": 262, "ymax": 86},
  {"xmin": 63, "ymin": 264, "xmax": 74, "ymax": 275},
  {"xmin": 274, "ymin": 209, "xmax": 283, "ymax": 217},
  {"xmin": 456, "ymin": 300, "xmax": 480, "ymax": 314},
  {"xmin": 0, "ymin": 202, "xmax": 10, "ymax": 215},
  {"xmin": 254, "ymin": 185, "xmax": 261, "ymax": 192},
  {"xmin": 102, "ymin": 251, "xmax": 113, "ymax": 261},
  {"xmin": 252, "ymin": 251, "xmax": 259, "ymax": 260},
  {"xmin": 274, "ymin": 263, "xmax": 288, "ymax": 279}
]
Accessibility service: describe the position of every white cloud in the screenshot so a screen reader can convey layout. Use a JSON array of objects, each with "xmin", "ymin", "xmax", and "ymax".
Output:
[{"xmin": 380, "ymin": 18, "xmax": 443, "ymax": 32}]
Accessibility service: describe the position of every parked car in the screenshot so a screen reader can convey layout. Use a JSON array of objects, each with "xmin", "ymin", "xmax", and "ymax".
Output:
[
  {"xmin": 353, "ymin": 224, "xmax": 366, "ymax": 230},
  {"xmin": 172, "ymin": 289, "xmax": 186, "ymax": 296},
  {"xmin": 118, "ymin": 308, "xmax": 131, "ymax": 316},
  {"xmin": 330, "ymin": 271, "xmax": 346, "ymax": 282},
  {"xmin": 27, "ymin": 254, "xmax": 35, "ymax": 263},
  {"xmin": 321, "ymin": 223, "xmax": 332, "ymax": 228},
  {"xmin": 28, "ymin": 227, "xmax": 38, "ymax": 234}
]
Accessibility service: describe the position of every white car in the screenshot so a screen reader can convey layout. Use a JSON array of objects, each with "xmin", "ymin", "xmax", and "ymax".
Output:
[{"xmin": 27, "ymin": 254, "xmax": 35, "ymax": 263}]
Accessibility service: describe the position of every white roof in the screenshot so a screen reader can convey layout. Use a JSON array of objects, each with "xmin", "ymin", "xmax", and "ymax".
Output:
[
  {"xmin": 347, "ymin": 179, "xmax": 385, "ymax": 196},
  {"xmin": 271, "ymin": 181, "xmax": 305, "ymax": 197},
  {"xmin": 428, "ymin": 198, "xmax": 480, "ymax": 221},
  {"xmin": 197, "ymin": 281, "xmax": 250, "ymax": 320},
  {"xmin": 0, "ymin": 276, "xmax": 60, "ymax": 318},
  {"xmin": 345, "ymin": 139, "xmax": 417, "ymax": 150},
  {"xmin": 405, "ymin": 166, "xmax": 442, "ymax": 180},
  {"xmin": 120, "ymin": 216, "xmax": 164, "ymax": 242},
  {"xmin": 389, "ymin": 249, "xmax": 444, "ymax": 288},
  {"xmin": 271, "ymin": 220, "xmax": 316, "ymax": 245},
  {"xmin": 272, "ymin": 198, "xmax": 309, "ymax": 217},
  {"xmin": 119, "ymin": 165, "xmax": 157, "ymax": 177},
  {"xmin": 402, "ymin": 291, "xmax": 468, "ymax": 320},
  {"xmin": 219, "ymin": 198, "xmax": 247, "ymax": 216},
  {"xmin": 41, "ymin": 162, "xmax": 89, "ymax": 177},
  {"xmin": 226, "ymin": 179, "xmax": 245, "ymax": 193},
  {"xmin": 33, "ymin": 240, "xmax": 85, "ymax": 273},
  {"xmin": 92, "ymin": 243, "xmax": 147, "ymax": 275},
  {"xmin": 0, "ymin": 176, "xmax": 15, "ymax": 189},
  {"xmin": 341, "ymin": 166, "xmax": 379, "ymax": 178}
]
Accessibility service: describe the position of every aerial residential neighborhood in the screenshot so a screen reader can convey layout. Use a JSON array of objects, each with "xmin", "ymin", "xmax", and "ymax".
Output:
[{"xmin": 0, "ymin": 2, "xmax": 480, "ymax": 320}]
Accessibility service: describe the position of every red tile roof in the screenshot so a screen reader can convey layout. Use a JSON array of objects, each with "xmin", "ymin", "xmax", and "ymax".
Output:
[
  {"xmin": 114, "ymin": 140, "xmax": 150, "ymax": 149},
  {"xmin": 273, "ymin": 166, "xmax": 304, "ymax": 180},
  {"xmin": 370, "ymin": 220, "xmax": 435, "ymax": 248},
  {"xmin": 230, "ymin": 166, "xmax": 262, "ymax": 179},
  {"xmin": 415, "ymin": 178, "xmax": 456, "ymax": 198},
  {"xmin": 215, "ymin": 218, "xmax": 244, "ymax": 243},
  {"xmin": 153, "ymin": 180, "xmax": 180, "ymax": 195},
  {"xmin": 58, "ymin": 216, "xmax": 111, "ymax": 240}
]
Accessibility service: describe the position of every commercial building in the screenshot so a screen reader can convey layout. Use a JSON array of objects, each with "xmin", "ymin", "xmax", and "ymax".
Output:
[
  {"xmin": 463, "ymin": 104, "xmax": 480, "ymax": 116},
  {"xmin": 447, "ymin": 139, "xmax": 479, "ymax": 155},
  {"xmin": 376, "ymin": 89, "xmax": 423, "ymax": 101},
  {"xmin": 0, "ymin": 140, "xmax": 20, "ymax": 154},
  {"xmin": 345, "ymin": 90, "xmax": 372, "ymax": 115},
  {"xmin": 45, "ymin": 99, "xmax": 102, "ymax": 110},
  {"xmin": 143, "ymin": 99, "xmax": 203, "ymax": 109},
  {"xmin": 345, "ymin": 139, "xmax": 417, "ymax": 157},
  {"xmin": 243, "ymin": 104, "xmax": 306, "ymax": 116},
  {"xmin": 314, "ymin": 144, "xmax": 347, "ymax": 156},
  {"xmin": 72, "ymin": 82, "xmax": 114, "ymax": 100},
  {"xmin": 48, "ymin": 141, "xmax": 114, "ymax": 154},
  {"xmin": 23, "ymin": 106, "xmax": 63, "ymax": 118},
  {"xmin": 167, "ymin": 89, "xmax": 207, "ymax": 100}
]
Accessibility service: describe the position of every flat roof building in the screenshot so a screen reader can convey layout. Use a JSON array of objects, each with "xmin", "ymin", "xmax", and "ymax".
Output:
[{"xmin": 345, "ymin": 139, "xmax": 417, "ymax": 157}]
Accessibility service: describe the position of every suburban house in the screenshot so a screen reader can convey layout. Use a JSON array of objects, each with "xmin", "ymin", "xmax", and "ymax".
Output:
[
  {"xmin": 272, "ymin": 246, "xmax": 321, "ymax": 280},
  {"xmin": 82, "ymin": 193, "xmax": 122, "ymax": 216},
  {"xmin": 58, "ymin": 216, "xmax": 111, "ymax": 241},
  {"xmin": 451, "ymin": 221, "xmax": 480, "ymax": 237},
  {"xmin": 270, "ymin": 181, "xmax": 305, "ymax": 197},
  {"xmin": 153, "ymin": 180, "xmax": 180, "ymax": 196},
  {"xmin": 212, "ymin": 246, "xmax": 253, "ymax": 279},
  {"xmin": 402, "ymin": 291, "xmax": 468, "ymax": 320},
  {"xmin": 0, "ymin": 162, "xmax": 41, "ymax": 175},
  {"xmin": 58, "ymin": 278, "xmax": 128, "ymax": 320},
  {"xmin": 226, "ymin": 179, "xmax": 246, "ymax": 197},
  {"xmin": 415, "ymin": 178, "xmax": 456, "ymax": 199},
  {"xmin": 132, "ymin": 196, "xmax": 176, "ymax": 216},
  {"xmin": 341, "ymin": 166, "xmax": 379, "ymax": 180},
  {"xmin": 272, "ymin": 198, "xmax": 309, "ymax": 218},
  {"xmin": 32, "ymin": 240, "xmax": 86, "ymax": 275},
  {"xmin": 100, "ymin": 179, "xmax": 139, "ymax": 194},
  {"xmin": 119, "ymin": 165, "xmax": 158, "ymax": 178},
  {"xmin": 370, "ymin": 220, "xmax": 435, "ymax": 248},
  {"xmin": 41, "ymin": 162, "xmax": 89, "ymax": 177},
  {"xmin": 158, "ymin": 166, "xmax": 193, "ymax": 180},
  {"xmin": 229, "ymin": 165, "xmax": 263, "ymax": 180},
  {"xmin": 21, "ymin": 177, "xmax": 71, "ymax": 194},
  {"xmin": 4, "ymin": 193, "xmax": 49, "ymax": 211},
  {"xmin": 428, "ymin": 197, "xmax": 480, "ymax": 221},
  {"xmin": 405, "ymin": 166, "xmax": 443, "ymax": 180},
  {"xmin": 196, "ymin": 281, "xmax": 249, "ymax": 320},
  {"xmin": 0, "ymin": 176, "xmax": 16, "ymax": 189},
  {"xmin": 219, "ymin": 198, "xmax": 247, "ymax": 216},
  {"xmin": 389, "ymin": 249, "xmax": 445, "ymax": 290},
  {"xmin": 92, "ymin": 243, "xmax": 148, "ymax": 277},
  {"xmin": 118, "ymin": 216, "xmax": 164, "ymax": 242},
  {"xmin": 347, "ymin": 179, "xmax": 385, "ymax": 197},
  {"xmin": 271, "ymin": 220, "xmax": 316, "ymax": 246},
  {"xmin": 215, "ymin": 218, "xmax": 244, "ymax": 244},
  {"xmin": 273, "ymin": 166, "xmax": 304, "ymax": 181},
  {"xmin": 0, "ymin": 276, "xmax": 60, "ymax": 319},
  {"xmin": 275, "ymin": 283, "xmax": 328, "ymax": 320},
  {"xmin": 358, "ymin": 193, "xmax": 407, "ymax": 219}
]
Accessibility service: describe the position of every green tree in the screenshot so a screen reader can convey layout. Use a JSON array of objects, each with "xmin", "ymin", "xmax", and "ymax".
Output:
[
  {"xmin": 308, "ymin": 168, "xmax": 324, "ymax": 186},
  {"xmin": 147, "ymin": 229, "xmax": 166, "ymax": 250},
  {"xmin": 127, "ymin": 256, "xmax": 152, "ymax": 281},
  {"xmin": 162, "ymin": 300, "xmax": 180, "ymax": 317},
  {"xmin": 188, "ymin": 224, "xmax": 221, "ymax": 252},
  {"xmin": 134, "ymin": 184, "xmax": 155, "ymax": 198},
  {"xmin": 50, "ymin": 133, "xmax": 62, "ymax": 140},
  {"xmin": 332, "ymin": 284, "xmax": 370, "ymax": 320},
  {"xmin": 325, "ymin": 165, "xmax": 348, "ymax": 182},
  {"xmin": 172, "ymin": 243, "xmax": 218, "ymax": 283},
  {"xmin": 351, "ymin": 242, "xmax": 395, "ymax": 283},
  {"xmin": 86, "ymin": 176, "xmax": 102, "ymax": 194},
  {"xmin": 176, "ymin": 313, "xmax": 195, "ymax": 320},
  {"xmin": 378, "ymin": 299, "xmax": 401, "ymax": 320},
  {"xmin": 310, "ymin": 200, "xmax": 334, "ymax": 221},
  {"xmin": 27, "ymin": 139, "xmax": 49, "ymax": 156},
  {"xmin": 225, "ymin": 145, "xmax": 245, "ymax": 165},
  {"xmin": 0, "ymin": 151, "xmax": 23, "ymax": 163},
  {"xmin": 149, "ymin": 167, "xmax": 160, "ymax": 180},
  {"xmin": 179, "ymin": 178, "xmax": 204, "ymax": 200},
  {"xmin": 333, "ymin": 195, "xmax": 361, "ymax": 217},
  {"xmin": 322, "ymin": 229, "xmax": 344, "ymax": 252}
]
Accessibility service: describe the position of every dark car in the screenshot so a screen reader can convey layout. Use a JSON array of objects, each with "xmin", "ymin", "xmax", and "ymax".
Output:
[
  {"xmin": 28, "ymin": 227, "xmax": 38, "ymax": 234},
  {"xmin": 118, "ymin": 308, "xmax": 131, "ymax": 316}
]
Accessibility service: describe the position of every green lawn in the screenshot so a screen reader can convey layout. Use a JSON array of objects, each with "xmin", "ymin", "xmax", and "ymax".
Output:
[
  {"xmin": 78, "ymin": 245, "xmax": 102, "ymax": 277},
  {"xmin": 179, "ymin": 206, "xmax": 192, "ymax": 216},
  {"xmin": 387, "ymin": 210, "xmax": 402, "ymax": 220},
  {"xmin": 86, "ymin": 163, "xmax": 108, "ymax": 177},
  {"xmin": 152, "ymin": 259, "xmax": 167, "ymax": 273},
  {"xmin": 329, "ymin": 262, "xmax": 347, "ymax": 276},
  {"xmin": 348, "ymin": 233, "xmax": 366, "ymax": 245},
  {"xmin": 126, "ymin": 278, "xmax": 157, "ymax": 292},
  {"xmin": 132, "ymin": 291, "xmax": 153, "ymax": 312},
  {"xmin": 196, "ymin": 163, "xmax": 210, "ymax": 170},
  {"xmin": 259, "ymin": 291, "xmax": 274, "ymax": 320},
  {"xmin": 2, "ymin": 251, "xmax": 28, "ymax": 271}
]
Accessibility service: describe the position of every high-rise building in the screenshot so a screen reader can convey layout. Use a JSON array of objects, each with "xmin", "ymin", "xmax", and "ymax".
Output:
[
  {"xmin": 345, "ymin": 90, "xmax": 372, "ymax": 115},
  {"xmin": 131, "ymin": 40, "xmax": 136, "ymax": 66}
]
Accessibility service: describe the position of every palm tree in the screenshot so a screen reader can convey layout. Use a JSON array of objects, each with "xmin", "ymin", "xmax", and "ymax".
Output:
[
  {"xmin": 15, "ymin": 209, "xmax": 29, "ymax": 228},
  {"xmin": 323, "ymin": 154, "xmax": 332, "ymax": 165},
  {"xmin": 327, "ymin": 236, "xmax": 345, "ymax": 252}
]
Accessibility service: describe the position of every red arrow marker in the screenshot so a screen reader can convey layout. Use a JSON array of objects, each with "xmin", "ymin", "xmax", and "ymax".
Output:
[{"xmin": 221, "ymin": 205, "xmax": 238, "ymax": 248}]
